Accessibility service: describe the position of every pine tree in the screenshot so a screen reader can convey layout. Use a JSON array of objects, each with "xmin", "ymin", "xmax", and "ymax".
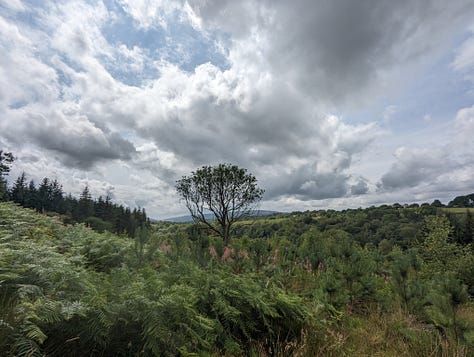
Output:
[
  {"xmin": 94, "ymin": 196, "xmax": 106, "ymax": 220},
  {"xmin": 24, "ymin": 180, "xmax": 37, "ymax": 208},
  {"xmin": 37, "ymin": 178, "xmax": 53, "ymax": 212},
  {"xmin": 103, "ymin": 193, "xmax": 114, "ymax": 222},
  {"xmin": 77, "ymin": 185, "xmax": 94, "ymax": 221},
  {"xmin": 10, "ymin": 172, "xmax": 27, "ymax": 205},
  {"xmin": 50, "ymin": 179, "xmax": 64, "ymax": 213}
]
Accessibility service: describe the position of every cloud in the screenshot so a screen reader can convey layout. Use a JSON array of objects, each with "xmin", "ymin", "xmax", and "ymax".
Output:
[
  {"xmin": 452, "ymin": 25, "xmax": 474, "ymax": 75},
  {"xmin": 0, "ymin": 16, "xmax": 59, "ymax": 108},
  {"xmin": 375, "ymin": 99, "xmax": 474, "ymax": 210},
  {"xmin": 455, "ymin": 104, "xmax": 474, "ymax": 145},
  {"xmin": 351, "ymin": 178, "xmax": 369, "ymax": 195},
  {"xmin": 188, "ymin": 0, "xmax": 474, "ymax": 107},
  {"xmin": 117, "ymin": 0, "xmax": 183, "ymax": 29},
  {"xmin": 0, "ymin": 0, "xmax": 25, "ymax": 13},
  {"xmin": 46, "ymin": 1, "xmax": 112, "ymax": 61},
  {"xmin": 379, "ymin": 147, "xmax": 452, "ymax": 190},
  {"xmin": 1, "ymin": 0, "xmax": 474, "ymax": 218},
  {"xmin": 2, "ymin": 106, "xmax": 136, "ymax": 169},
  {"xmin": 124, "ymin": 60, "xmax": 382, "ymax": 199}
]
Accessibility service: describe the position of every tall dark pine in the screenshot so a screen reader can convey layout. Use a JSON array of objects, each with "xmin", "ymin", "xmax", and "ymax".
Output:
[
  {"xmin": 25, "ymin": 180, "xmax": 37, "ymax": 209},
  {"xmin": 50, "ymin": 179, "xmax": 64, "ymax": 213},
  {"xmin": 10, "ymin": 172, "xmax": 27, "ymax": 205},
  {"xmin": 103, "ymin": 193, "xmax": 114, "ymax": 222},
  {"xmin": 77, "ymin": 185, "xmax": 94, "ymax": 221},
  {"xmin": 95, "ymin": 196, "xmax": 106, "ymax": 220},
  {"xmin": 37, "ymin": 178, "xmax": 53, "ymax": 213}
]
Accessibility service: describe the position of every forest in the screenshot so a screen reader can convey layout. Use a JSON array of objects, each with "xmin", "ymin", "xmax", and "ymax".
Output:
[
  {"xmin": 0, "ymin": 154, "xmax": 150, "ymax": 239},
  {"xmin": 1, "ymin": 152, "xmax": 474, "ymax": 355}
]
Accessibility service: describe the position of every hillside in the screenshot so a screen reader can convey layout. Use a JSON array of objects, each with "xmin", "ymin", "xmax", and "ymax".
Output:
[{"xmin": 2, "ymin": 201, "xmax": 474, "ymax": 355}]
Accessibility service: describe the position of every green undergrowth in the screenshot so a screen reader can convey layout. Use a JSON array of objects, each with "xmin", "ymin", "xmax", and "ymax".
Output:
[{"xmin": 1, "ymin": 202, "xmax": 474, "ymax": 356}]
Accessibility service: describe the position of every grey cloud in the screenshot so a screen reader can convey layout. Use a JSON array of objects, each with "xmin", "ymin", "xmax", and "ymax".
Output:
[
  {"xmin": 42, "ymin": 131, "xmax": 136, "ymax": 169},
  {"xmin": 4, "ymin": 110, "xmax": 136, "ymax": 169},
  {"xmin": 297, "ymin": 173, "xmax": 349, "ymax": 200},
  {"xmin": 143, "ymin": 84, "xmax": 316, "ymax": 166},
  {"xmin": 134, "ymin": 75, "xmax": 379, "ymax": 202},
  {"xmin": 137, "ymin": 68, "xmax": 380, "ymax": 168},
  {"xmin": 351, "ymin": 178, "xmax": 369, "ymax": 195},
  {"xmin": 189, "ymin": 0, "xmax": 474, "ymax": 106},
  {"xmin": 263, "ymin": 164, "xmax": 350, "ymax": 201},
  {"xmin": 133, "ymin": 144, "xmax": 181, "ymax": 183},
  {"xmin": 379, "ymin": 147, "xmax": 451, "ymax": 190}
]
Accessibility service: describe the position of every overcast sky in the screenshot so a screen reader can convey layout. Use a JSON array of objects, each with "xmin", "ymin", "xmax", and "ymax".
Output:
[{"xmin": 1, "ymin": 0, "xmax": 474, "ymax": 219}]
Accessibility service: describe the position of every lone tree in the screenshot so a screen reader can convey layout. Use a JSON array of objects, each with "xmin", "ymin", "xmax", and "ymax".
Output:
[{"xmin": 176, "ymin": 163, "xmax": 264, "ymax": 246}]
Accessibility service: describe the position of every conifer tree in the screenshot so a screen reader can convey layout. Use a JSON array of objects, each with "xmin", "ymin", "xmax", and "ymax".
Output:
[
  {"xmin": 37, "ymin": 178, "xmax": 53, "ymax": 212},
  {"xmin": 10, "ymin": 172, "xmax": 27, "ymax": 205},
  {"xmin": 25, "ymin": 179, "xmax": 37, "ymax": 208},
  {"xmin": 50, "ymin": 179, "xmax": 64, "ymax": 213},
  {"xmin": 77, "ymin": 185, "xmax": 94, "ymax": 221}
]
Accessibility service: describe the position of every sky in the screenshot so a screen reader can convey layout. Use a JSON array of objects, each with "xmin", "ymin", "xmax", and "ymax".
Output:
[{"xmin": 1, "ymin": 0, "xmax": 474, "ymax": 219}]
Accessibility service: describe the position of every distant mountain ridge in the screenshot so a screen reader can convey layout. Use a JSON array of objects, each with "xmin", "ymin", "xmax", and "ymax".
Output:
[{"xmin": 163, "ymin": 210, "xmax": 280, "ymax": 223}]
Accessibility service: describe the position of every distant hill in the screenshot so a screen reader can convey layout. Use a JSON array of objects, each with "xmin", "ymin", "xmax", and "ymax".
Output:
[{"xmin": 163, "ymin": 210, "xmax": 280, "ymax": 223}]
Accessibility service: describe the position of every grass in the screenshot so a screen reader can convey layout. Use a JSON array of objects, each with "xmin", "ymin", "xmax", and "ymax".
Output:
[
  {"xmin": 297, "ymin": 307, "xmax": 474, "ymax": 357},
  {"xmin": 442, "ymin": 208, "xmax": 474, "ymax": 214}
]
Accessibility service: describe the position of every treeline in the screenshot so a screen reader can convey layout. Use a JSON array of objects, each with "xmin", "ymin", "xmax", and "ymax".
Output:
[
  {"xmin": 5, "ymin": 172, "xmax": 150, "ymax": 237},
  {"xmin": 231, "ymin": 203, "xmax": 473, "ymax": 252}
]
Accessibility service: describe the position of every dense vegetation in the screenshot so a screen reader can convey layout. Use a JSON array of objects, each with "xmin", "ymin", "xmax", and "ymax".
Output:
[
  {"xmin": 2, "ymin": 196, "xmax": 474, "ymax": 355},
  {"xmin": 4, "ymin": 173, "xmax": 150, "ymax": 238},
  {"xmin": 1, "ymin": 151, "xmax": 150, "ymax": 238}
]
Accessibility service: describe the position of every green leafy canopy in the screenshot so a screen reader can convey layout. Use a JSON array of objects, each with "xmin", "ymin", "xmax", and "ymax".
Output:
[{"xmin": 176, "ymin": 163, "xmax": 264, "ymax": 245}]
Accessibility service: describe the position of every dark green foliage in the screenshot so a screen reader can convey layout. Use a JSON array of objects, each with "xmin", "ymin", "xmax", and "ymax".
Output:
[
  {"xmin": 10, "ymin": 172, "xmax": 27, "ymax": 205},
  {"xmin": 446, "ymin": 210, "xmax": 474, "ymax": 246},
  {"xmin": 84, "ymin": 216, "xmax": 113, "ymax": 233},
  {"xmin": 388, "ymin": 247, "xmax": 426, "ymax": 313},
  {"xmin": 424, "ymin": 273, "xmax": 469, "ymax": 344},
  {"xmin": 6, "ymin": 173, "xmax": 150, "ymax": 238},
  {"xmin": 232, "ymin": 205, "xmax": 428, "ymax": 249},
  {"xmin": 74, "ymin": 185, "xmax": 94, "ymax": 221}
]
